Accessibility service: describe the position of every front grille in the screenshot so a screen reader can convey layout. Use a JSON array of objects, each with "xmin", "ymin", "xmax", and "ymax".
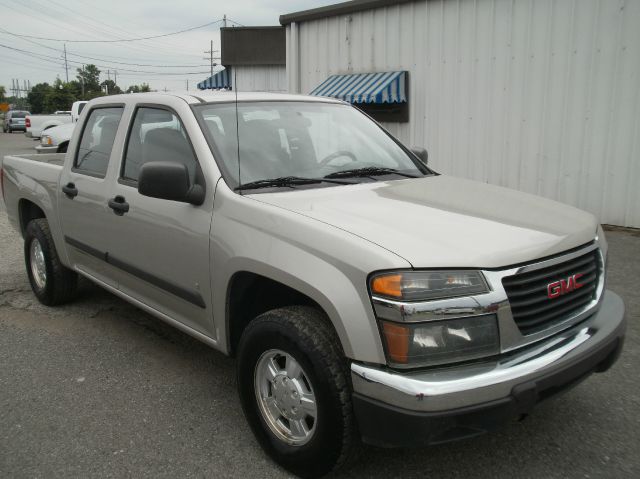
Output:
[{"xmin": 502, "ymin": 249, "xmax": 600, "ymax": 335}]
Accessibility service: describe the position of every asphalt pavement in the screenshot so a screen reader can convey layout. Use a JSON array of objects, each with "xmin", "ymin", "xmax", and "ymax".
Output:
[{"xmin": 1, "ymin": 131, "xmax": 638, "ymax": 478}]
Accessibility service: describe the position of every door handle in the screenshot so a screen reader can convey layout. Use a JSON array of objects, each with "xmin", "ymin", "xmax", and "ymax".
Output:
[
  {"xmin": 108, "ymin": 195, "xmax": 130, "ymax": 216},
  {"xmin": 62, "ymin": 182, "xmax": 78, "ymax": 199}
]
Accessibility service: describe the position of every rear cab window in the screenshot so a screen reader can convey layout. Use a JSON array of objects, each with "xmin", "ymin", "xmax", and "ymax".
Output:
[{"xmin": 74, "ymin": 107, "xmax": 124, "ymax": 178}]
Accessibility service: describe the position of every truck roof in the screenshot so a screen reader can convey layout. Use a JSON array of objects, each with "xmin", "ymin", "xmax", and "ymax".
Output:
[{"xmin": 88, "ymin": 91, "xmax": 343, "ymax": 106}]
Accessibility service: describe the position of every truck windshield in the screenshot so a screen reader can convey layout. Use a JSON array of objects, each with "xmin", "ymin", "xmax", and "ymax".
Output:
[{"xmin": 194, "ymin": 101, "xmax": 431, "ymax": 190}]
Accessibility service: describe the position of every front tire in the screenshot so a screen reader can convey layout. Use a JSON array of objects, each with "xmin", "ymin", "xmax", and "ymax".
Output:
[
  {"xmin": 24, "ymin": 218, "xmax": 78, "ymax": 305},
  {"xmin": 237, "ymin": 306, "xmax": 357, "ymax": 478}
]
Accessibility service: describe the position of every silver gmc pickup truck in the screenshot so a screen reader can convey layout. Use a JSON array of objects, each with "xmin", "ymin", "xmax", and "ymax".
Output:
[{"xmin": 0, "ymin": 92, "xmax": 626, "ymax": 478}]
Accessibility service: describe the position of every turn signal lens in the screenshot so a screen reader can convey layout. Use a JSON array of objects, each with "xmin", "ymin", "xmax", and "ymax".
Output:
[
  {"xmin": 370, "ymin": 271, "xmax": 488, "ymax": 301},
  {"xmin": 371, "ymin": 274, "xmax": 403, "ymax": 298},
  {"xmin": 381, "ymin": 321, "xmax": 410, "ymax": 363}
]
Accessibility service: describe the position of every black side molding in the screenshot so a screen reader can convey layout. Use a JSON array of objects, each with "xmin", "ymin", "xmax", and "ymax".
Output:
[
  {"xmin": 65, "ymin": 236, "xmax": 107, "ymax": 261},
  {"xmin": 64, "ymin": 236, "xmax": 206, "ymax": 309}
]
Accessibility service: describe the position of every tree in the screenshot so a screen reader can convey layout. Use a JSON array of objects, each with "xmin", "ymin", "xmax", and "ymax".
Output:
[
  {"xmin": 100, "ymin": 79, "xmax": 122, "ymax": 95},
  {"xmin": 76, "ymin": 64, "xmax": 101, "ymax": 96},
  {"xmin": 0, "ymin": 85, "xmax": 6, "ymax": 101},
  {"xmin": 43, "ymin": 78, "xmax": 77, "ymax": 113},
  {"xmin": 125, "ymin": 82, "xmax": 151, "ymax": 93},
  {"xmin": 27, "ymin": 83, "xmax": 53, "ymax": 114}
]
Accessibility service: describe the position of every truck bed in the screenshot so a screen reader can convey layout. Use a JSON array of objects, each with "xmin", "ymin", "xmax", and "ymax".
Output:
[
  {"xmin": 1, "ymin": 153, "xmax": 65, "ymax": 235},
  {"xmin": 6, "ymin": 153, "xmax": 66, "ymax": 166}
]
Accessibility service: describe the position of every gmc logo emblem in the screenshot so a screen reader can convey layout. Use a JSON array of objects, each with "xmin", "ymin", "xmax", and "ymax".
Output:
[{"xmin": 547, "ymin": 273, "xmax": 584, "ymax": 299}]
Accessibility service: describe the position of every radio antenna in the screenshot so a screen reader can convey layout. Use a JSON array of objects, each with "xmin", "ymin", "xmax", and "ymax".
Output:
[{"xmin": 234, "ymin": 66, "xmax": 242, "ymax": 194}]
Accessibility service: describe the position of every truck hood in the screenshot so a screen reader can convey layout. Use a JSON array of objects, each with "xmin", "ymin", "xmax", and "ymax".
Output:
[
  {"xmin": 44, "ymin": 122, "xmax": 75, "ymax": 142},
  {"xmin": 250, "ymin": 175, "xmax": 597, "ymax": 268}
]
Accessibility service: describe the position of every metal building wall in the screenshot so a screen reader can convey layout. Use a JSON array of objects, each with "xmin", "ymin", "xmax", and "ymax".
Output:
[
  {"xmin": 234, "ymin": 65, "xmax": 287, "ymax": 92},
  {"xmin": 286, "ymin": 0, "xmax": 640, "ymax": 227}
]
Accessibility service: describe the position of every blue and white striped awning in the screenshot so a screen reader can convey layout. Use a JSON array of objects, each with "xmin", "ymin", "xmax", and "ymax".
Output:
[
  {"xmin": 310, "ymin": 71, "xmax": 407, "ymax": 104},
  {"xmin": 197, "ymin": 68, "xmax": 232, "ymax": 90}
]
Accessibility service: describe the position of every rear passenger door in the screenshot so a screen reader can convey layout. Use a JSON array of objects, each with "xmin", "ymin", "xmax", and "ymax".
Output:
[
  {"xmin": 59, "ymin": 105, "xmax": 125, "ymax": 287},
  {"xmin": 103, "ymin": 104, "xmax": 214, "ymax": 337}
]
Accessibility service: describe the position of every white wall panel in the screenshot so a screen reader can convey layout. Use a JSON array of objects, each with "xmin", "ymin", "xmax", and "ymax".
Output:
[
  {"xmin": 286, "ymin": 0, "xmax": 640, "ymax": 227},
  {"xmin": 234, "ymin": 65, "xmax": 287, "ymax": 92}
]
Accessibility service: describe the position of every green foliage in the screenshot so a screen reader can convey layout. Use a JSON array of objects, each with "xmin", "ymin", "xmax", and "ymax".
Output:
[
  {"xmin": 100, "ymin": 79, "xmax": 122, "ymax": 95},
  {"xmin": 43, "ymin": 79, "xmax": 77, "ymax": 113},
  {"xmin": 125, "ymin": 83, "xmax": 151, "ymax": 93},
  {"xmin": 76, "ymin": 64, "xmax": 101, "ymax": 94},
  {"xmin": 18, "ymin": 65, "xmax": 155, "ymax": 112},
  {"xmin": 27, "ymin": 83, "xmax": 53, "ymax": 114}
]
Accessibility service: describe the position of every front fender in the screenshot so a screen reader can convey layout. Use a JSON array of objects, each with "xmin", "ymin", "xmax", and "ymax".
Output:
[{"xmin": 211, "ymin": 182, "xmax": 410, "ymax": 364}]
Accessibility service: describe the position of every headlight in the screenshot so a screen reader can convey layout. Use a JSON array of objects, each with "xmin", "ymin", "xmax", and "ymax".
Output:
[
  {"xmin": 41, "ymin": 136, "xmax": 52, "ymax": 146},
  {"xmin": 370, "ymin": 270, "xmax": 489, "ymax": 301},
  {"xmin": 380, "ymin": 315, "xmax": 500, "ymax": 367}
]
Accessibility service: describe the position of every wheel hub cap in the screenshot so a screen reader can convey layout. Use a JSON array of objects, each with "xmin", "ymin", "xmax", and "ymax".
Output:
[
  {"xmin": 254, "ymin": 349, "xmax": 317, "ymax": 446},
  {"xmin": 30, "ymin": 239, "xmax": 47, "ymax": 289}
]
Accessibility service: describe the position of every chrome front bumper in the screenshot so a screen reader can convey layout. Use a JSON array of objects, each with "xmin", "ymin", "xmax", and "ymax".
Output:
[
  {"xmin": 35, "ymin": 145, "xmax": 58, "ymax": 154},
  {"xmin": 352, "ymin": 290, "xmax": 625, "ymax": 412}
]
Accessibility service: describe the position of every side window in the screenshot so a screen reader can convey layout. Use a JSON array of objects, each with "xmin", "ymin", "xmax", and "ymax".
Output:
[
  {"xmin": 75, "ymin": 107, "xmax": 124, "ymax": 177},
  {"xmin": 122, "ymin": 107, "xmax": 198, "ymax": 183}
]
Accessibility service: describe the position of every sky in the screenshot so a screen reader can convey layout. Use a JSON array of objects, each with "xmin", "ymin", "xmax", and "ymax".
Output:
[{"xmin": 0, "ymin": 0, "xmax": 338, "ymax": 95}]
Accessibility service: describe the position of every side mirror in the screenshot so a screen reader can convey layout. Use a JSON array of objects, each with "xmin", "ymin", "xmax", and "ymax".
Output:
[
  {"xmin": 410, "ymin": 146, "xmax": 428, "ymax": 165},
  {"xmin": 138, "ymin": 161, "xmax": 205, "ymax": 205}
]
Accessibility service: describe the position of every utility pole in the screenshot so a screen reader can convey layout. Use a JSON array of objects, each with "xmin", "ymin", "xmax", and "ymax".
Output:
[
  {"xmin": 63, "ymin": 43, "xmax": 69, "ymax": 82},
  {"xmin": 223, "ymin": 14, "xmax": 227, "ymax": 28},
  {"xmin": 205, "ymin": 40, "xmax": 214, "ymax": 79},
  {"xmin": 107, "ymin": 70, "xmax": 111, "ymax": 82},
  {"xmin": 113, "ymin": 70, "xmax": 117, "ymax": 87},
  {"xmin": 203, "ymin": 41, "xmax": 220, "ymax": 87},
  {"xmin": 80, "ymin": 64, "xmax": 85, "ymax": 98},
  {"xmin": 186, "ymin": 79, "xmax": 189, "ymax": 91}
]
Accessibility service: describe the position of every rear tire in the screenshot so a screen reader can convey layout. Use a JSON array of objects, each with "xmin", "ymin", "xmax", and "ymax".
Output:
[
  {"xmin": 237, "ymin": 306, "xmax": 358, "ymax": 478},
  {"xmin": 24, "ymin": 218, "xmax": 78, "ymax": 306}
]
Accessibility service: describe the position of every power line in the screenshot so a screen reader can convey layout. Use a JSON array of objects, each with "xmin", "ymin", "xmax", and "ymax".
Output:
[
  {"xmin": 65, "ymin": 51, "xmax": 210, "ymax": 68},
  {"xmin": 226, "ymin": 18, "xmax": 246, "ymax": 27},
  {"xmin": 0, "ymin": 28, "xmax": 207, "ymax": 66},
  {"xmin": 0, "ymin": 43, "xmax": 213, "ymax": 75},
  {"xmin": 43, "ymin": 0, "xmax": 204, "ymax": 56},
  {"xmin": 0, "ymin": 18, "xmax": 224, "ymax": 43},
  {"xmin": 23, "ymin": 0, "xmax": 206, "ymax": 59}
]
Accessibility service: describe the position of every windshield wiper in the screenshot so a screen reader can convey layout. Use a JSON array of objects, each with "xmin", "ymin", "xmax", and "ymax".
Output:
[
  {"xmin": 324, "ymin": 167, "xmax": 420, "ymax": 179},
  {"xmin": 235, "ymin": 176, "xmax": 355, "ymax": 191}
]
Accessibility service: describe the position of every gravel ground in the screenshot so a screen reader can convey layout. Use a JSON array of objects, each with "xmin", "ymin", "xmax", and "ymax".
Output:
[{"xmin": 1, "ymin": 131, "xmax": 638, "ymax": 478}]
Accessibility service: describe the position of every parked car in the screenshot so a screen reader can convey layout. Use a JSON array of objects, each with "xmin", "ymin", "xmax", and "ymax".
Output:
[
  {"xmin": 0, "ymin": 92, "xmax": 626, "ymax": 478},
  {"xmin": 25, "ymin": 101, "xmax": 87, "ymax": 138},
  {"xmin": 36, "ymin": 123, "xmax": 75, "ymax": 154},
  {"xmin": 3, "ymin": 110, "xmax": 30, "ymax": 133}
]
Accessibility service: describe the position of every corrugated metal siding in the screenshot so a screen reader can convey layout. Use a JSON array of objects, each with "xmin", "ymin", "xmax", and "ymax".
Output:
[
  {"xmin": 234, "ymin": 65, "xmax": 287, "ymax": 92},
  {"xmin": 287, "ymin": 0, "xmax": 640, "ymax": 227}
]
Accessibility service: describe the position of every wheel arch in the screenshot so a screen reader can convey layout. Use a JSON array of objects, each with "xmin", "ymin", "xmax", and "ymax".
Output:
[
  {"xmin": 225, "ymin": 270, "xmax": 349, "ymax": 358},
  {"xmin": 18, "ymin": 198, "xmax": 47, "ymax": 236}
]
